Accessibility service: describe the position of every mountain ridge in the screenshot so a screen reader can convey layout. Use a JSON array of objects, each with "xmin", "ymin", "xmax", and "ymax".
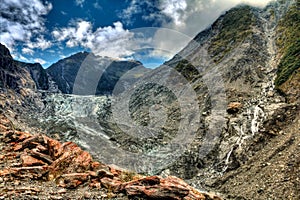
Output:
[{"xmin": 0, "ymin": 0, "xmax": 299, "ymax": 199}]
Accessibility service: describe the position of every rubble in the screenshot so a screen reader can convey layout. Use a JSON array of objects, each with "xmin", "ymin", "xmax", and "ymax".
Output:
[{"xmin": 0, "ymin": 114, "xmax": 221, "ymax": 199}]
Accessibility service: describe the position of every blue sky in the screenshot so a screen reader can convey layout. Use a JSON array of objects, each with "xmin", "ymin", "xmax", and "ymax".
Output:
[{"xmin": 0, "ymin": 0, "xmax": 273, "ymax": 68}]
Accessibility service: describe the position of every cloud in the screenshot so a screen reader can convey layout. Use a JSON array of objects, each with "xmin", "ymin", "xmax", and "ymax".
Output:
[
  {"xmin": 93, "ymin": 1, "xmax": 102, "ymax": 10},
  {"xmin": 118, "ymin": 0, "xmax": 166, "ymax": 26},
  {"xmin": 34, "ymin": 58, "xmax": 47, "ymax": 65},
  {"xmin": 22, "ymin": 48, "xmax": 34, "ymax": 55},
  {"xmin": 124, "ymin": 0, "xmax": 273, "ymax": 37},
  {"xmin": 61, "ymin": 11, "xmax": 68, "ymax": 15},
  {"xmin": 52, "ymin": 20, "xmax": 136, "ymax": 58},
  {"xmin": 0, "ymin": 0, "xmax": 52, "ymax": 51},
  {"xmin": 119, "ymin": 0, "xmax": 273, "ymax": 60},
  {"xmin": 75, "ymin": 0, "xmax": 85, "ymax": 7},
  {"xmin": 17, "ymin": 55, "xmax": 30, "ymax": 63},
  {"xmin": 26, "ymin": 37, "xmax": 52, "ymax": 50},
  {"xmin": 160, "ymin": 0, "xmax": 187, "ymax": 26}
]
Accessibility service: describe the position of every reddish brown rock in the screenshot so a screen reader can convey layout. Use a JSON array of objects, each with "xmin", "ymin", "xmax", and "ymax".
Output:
[
  {"xmin": 48, "ymin": 142, "xmax": 93, "ymax": 180},
  {"xmin": 120, "ymin": 176, "xmax": 217, "ymax": 200},
  {"xmin": 0, "ymin": 114, "xmax": 222, "ymax": 199},
  {"xmin": 13, "ymin": 134, "xmax": 43, "ymax": 151},
  {"xmin": 91, "ymin": 161, "xmax": 101, "ymax": 170},
  {"xmin": 35, "ymin": 143, "xmax": 48, "ymax": 152},
  {"xmin": 89, "ymin": 179, "xmax": 102, "ymax": 189},
  {"xmin": 0, "ymin": 124, "xmax": 9, "ymax": 132},
  {"xmin": 0, "ymin": 166, "xmax": 48, "ymax": 179},
  {"xmin": 227, "ymin": 102, "xmax": 243, "ymax": 114},
  {"xmin": 122, "ymin": 176, "xmax": 189, "ymax": 200},
  {"xmin": 57, "ymin": 173, "xmax": 90, "ymax": 188},
  {"xmin": 98, "ymin": 169, "xmax": 114, "ymax": 179},
  {"xmin": 43, "ymin": 135, "xmax": 62, "ymax": 159},
  {"xmin": 100, "ymin": 177, "xmax": 123, "ymax": 192},
  {"xmin": 109, "ymin": 165, "xmax": 123, "ymax": 177},
  {"xmin": 29, "ymin": 148, "xmax": 53, "ymax": 164},
  {"xmin": 14, "ymin": 131, "xmax": 32, "ymax": 142},
  {"xmin": 21, "ymin": 154, "xmax": 46, "ymax": 167}
]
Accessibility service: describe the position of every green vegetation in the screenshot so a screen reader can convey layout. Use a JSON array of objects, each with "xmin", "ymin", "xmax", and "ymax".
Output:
[
  {"xmin": 275, "ymin": 3, "xmax": 300, "ymax": 87},
  {"xmin": 119, "ymin": 171, "xmax": 137, "ymax": 182},
  {"xmin": 208, "ymin": 6, "xmax": 256, "ymax": 62},
  {"xmin": 174, "ymin": 59, "xmax": 200, "ymax": 82}
]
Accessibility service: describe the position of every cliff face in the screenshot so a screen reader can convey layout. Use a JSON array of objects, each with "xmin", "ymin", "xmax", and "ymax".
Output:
[
  {"xmin": 0, "ymin": 44, "xmax": 36, "ymax": 92},
  {"xmin": 17, "ymin": 62, "xmax": 49, "ymax": 91},
  {"xmin": 0, "ymin": 44, "xmax": 45, "ymax": 115}
]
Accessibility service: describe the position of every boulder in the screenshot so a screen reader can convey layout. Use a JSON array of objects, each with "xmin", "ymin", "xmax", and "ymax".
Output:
[
  {"xmin": 21, "ymin": 154, "xmax": 46, "ymax": 167},
  {"xmin": 227, "ymin": 102, "xmax": 243, "ymax": 114}
]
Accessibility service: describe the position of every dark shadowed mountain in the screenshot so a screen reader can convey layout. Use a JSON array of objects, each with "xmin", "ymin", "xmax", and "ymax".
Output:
[
  {"xmin": 17, "ymin": 62, "xmax": 49, "ymax": 90},
  {"xmin": 46, "ymin": 52, "xmax": 148, "ymax": 95}
]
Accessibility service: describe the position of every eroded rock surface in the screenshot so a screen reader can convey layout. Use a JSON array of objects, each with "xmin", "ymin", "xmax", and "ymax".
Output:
[{"xmin": 0, "ymin": 114, "xmax": 221, "ymax": 199}]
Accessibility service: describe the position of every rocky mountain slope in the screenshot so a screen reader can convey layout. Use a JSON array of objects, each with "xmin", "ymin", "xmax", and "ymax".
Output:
[
  {"xmin": 67, "ymin": 0, "xmax": 298, "ymax": 199},
  {"xmin": 0, "ymin": 0, "xmax": 299, "ymax": 199},
  {"xmin": 0, "ymin": 46, "xmax": 221, "ymax": 199},
  {"xmin": 46, "ymin": 52, "xmax": 147, "ymax": 95},
  {"xmin": 0, "ymin": 113, "xmax": 220, "ymax": 200}
]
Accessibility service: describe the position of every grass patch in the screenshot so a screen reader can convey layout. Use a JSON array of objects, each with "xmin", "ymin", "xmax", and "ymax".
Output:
[
  {"xmin": 275, "ymin": 2, "xmax": 300, "ymax": 87},
  {"xmin": 174, "ymin": 59, "xmax": 200, "ymax": 82}
]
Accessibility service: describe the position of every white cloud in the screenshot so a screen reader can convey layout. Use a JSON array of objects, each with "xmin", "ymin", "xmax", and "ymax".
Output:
[
  {"xmin": 27, "ymin": 37, "xmax": 52, "ymax": 50},
  {"xmin": 118, "ymin": 0, "xmax": 274, "ymax": 60},
  {"xmin": 61, "ymin": 11, "xmax": 68, "ymax": 15},
  {"xmin": 0, "ymin": 0, "xmax": 52, "ymax": 50},
  {"xmin": 118, "ymin": 0, "xmax": 163, "ymax": 26},
  {"xmin": 93, "ymin": 1, "xmax": 102, "ymax": 10},
  {"xmin": 17, "ymin": 55, "xmax": 30, "ymax": 62},
  {"xmin": 160, "ymin": 0, "xmax": 187, "ymax": 26},
  {"xmin": 157, "ymin": 0, "xmax": 274, "ymax": 36},
  {"xmin": 118, "ymin": 0, "xmax": 141, "ymax": 25},
  {"xmin": 34, "ymin": 58, "xmax": 47, "ymax": 65},
  {"xmin": 75, "ymin": 0, "xmax": 85, "ymax": 7},
  {"xmin": 22, "ymin": 48, "xmax": 34, "ymax": 55},
  {"xmin": 52, "ymin": 20, "xmax": 136, "ymax": 58}
]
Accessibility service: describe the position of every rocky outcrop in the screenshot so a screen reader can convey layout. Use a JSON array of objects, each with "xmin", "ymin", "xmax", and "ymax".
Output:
[
  {"xmin": 0, "ymin": 44, "xmax": 36, "ymax": 91},
  {"xmin": 17, "ymin": 62, "xmax": 49, "ymax": 90},
  {"xmin": 0, "ymin": 113, "xmax": 221, "ymax": 199}
]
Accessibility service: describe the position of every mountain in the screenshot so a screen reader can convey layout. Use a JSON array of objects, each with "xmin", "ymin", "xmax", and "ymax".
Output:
[
  {"xmin": 0, "ymin": 43, "xmax": 45, "ymax": 115},
  {"xmin": 0, "ymin": 46, "xmax": 218, "ymax": 200},
  {"xmin": 0, "ymin": 43, "xmax": 36, "ymax": 92},
  {"xmin": 84, "ymin": 1, "xmax": 299, "ymax": 199},
  {"xmin": 17, "ymin": 62, "xmax": 49, "ymax": 90},
  {"xmin": 46, "ymin": 52, "xmax": 147, "ymax": 95},
  {"xmin": 0, "ymin": 0, "xmax": 299, "ymax": 199}
]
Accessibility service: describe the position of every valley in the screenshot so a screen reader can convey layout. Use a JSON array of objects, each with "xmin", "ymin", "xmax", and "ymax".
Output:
[{"xmin": 0, "ymin": 0, "xmax": 299, "ymax": 199}]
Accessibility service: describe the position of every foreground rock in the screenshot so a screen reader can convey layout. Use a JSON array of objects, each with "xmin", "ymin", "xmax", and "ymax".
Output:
[{"xmin": 0, "ymin": 114, "xmax": 221, "ymax": 199}]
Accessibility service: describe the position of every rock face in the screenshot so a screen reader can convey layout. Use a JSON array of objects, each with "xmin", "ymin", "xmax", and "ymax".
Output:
[
  {"xmin": 0, "ymin": 44, "xmax": 36, "ymax": 91},
  {"xmin": 0, "ymin": 113, "xmax": 220, "ymax": 200},
  {"xmin": 0, "ymin": 43, "xmax": 45, "ymax": 113},
  {"xmin": 46, "ymin": 52, "xmax": 146, "ymax": 95},
  {"xmin": 17, "ymin": 62, "xmax": 49, "ymax": 90}
]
